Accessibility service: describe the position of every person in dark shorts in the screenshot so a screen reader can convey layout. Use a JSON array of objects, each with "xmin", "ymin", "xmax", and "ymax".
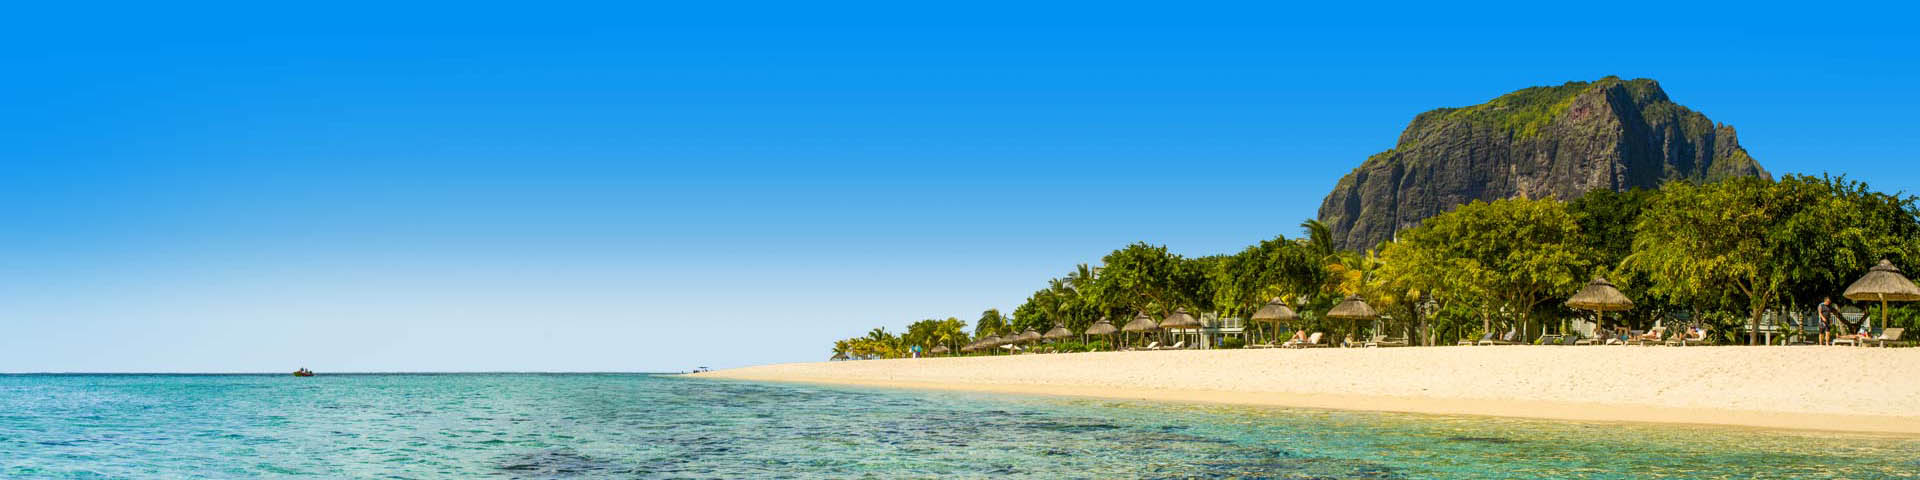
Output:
[{"xmin": 1817, "ymin": 297, "xmax": 1841, "ymax": 345}]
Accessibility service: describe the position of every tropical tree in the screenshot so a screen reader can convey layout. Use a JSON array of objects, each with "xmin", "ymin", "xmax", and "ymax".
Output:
[
  {"xmin": 1093, "ymin": 242, "xmax": 1207, "ymax": 318},
  {"xmin": 974, "ymin": 309, "xmax": 1009, "ymax": 339},
  {"xmin": 1628, "ymin": 178, "xmax": 1786, "ymax": 344},
  {"xmin": 1385, "ymin": 198, "xmax": 1588, "ymax": 341}
]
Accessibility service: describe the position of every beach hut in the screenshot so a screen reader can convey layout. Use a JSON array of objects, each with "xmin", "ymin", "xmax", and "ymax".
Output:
[
  {"xmin": 1845, "ymin": 259, "xmax": 1920, "ymax": 334},
  {"xmin": 1566, "ymin": 277, "xmax": 1634, "ymax": 341},
  {"xmin": 1121, "ymin": 312, "xmax": 1159, "ymax": 349},
  {"xmin": 1326, "ymin": 295, "xmax": 1378, "ymax": 347},
  {"xmin": 1250, "ymin": 297, "xmax": 1299, "ymax": 345},
  {"xmin": 1159, "ymin": 309, "xmax": 1200, "ymax": 349},
  {"xmin": 1086, "ymin": 317, "xmax": 1118, "ymax": 350}
]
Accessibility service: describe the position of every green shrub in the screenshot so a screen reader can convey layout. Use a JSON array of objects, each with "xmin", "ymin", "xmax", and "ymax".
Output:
[{"xmin": 1220, "ymin": 338, "xmax": 1246, "ymax": 349}]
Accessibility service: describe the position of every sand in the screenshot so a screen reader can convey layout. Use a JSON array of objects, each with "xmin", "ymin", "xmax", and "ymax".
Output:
[{"xmin": 693, "ymin": 345, "xmax": 1920, "ymax": 435}]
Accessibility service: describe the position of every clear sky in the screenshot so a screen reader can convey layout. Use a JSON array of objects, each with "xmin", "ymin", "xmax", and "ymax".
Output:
[{"xmin": 3, "ymin": 3, "xmax": 1915, "ymax": 372}]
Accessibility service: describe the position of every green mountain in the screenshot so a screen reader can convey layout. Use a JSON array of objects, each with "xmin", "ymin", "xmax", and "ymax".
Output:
[{"xmin": 1316, "ymin": 76, "xmax": 1769, "ymax": 250}]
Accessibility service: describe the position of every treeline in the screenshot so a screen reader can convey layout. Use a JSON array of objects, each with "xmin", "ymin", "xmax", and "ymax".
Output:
[{"xmin": 832, "ymin": 174, "xmax": 1920, "ymax": 358}]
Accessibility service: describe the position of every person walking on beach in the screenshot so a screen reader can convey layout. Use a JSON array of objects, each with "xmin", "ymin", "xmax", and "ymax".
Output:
[{"xmin": 1817, "ymin": 297, "xmax": 1840, "ymax": 345}]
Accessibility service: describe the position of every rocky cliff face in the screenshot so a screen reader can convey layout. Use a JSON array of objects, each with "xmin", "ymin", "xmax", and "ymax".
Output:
[{"xmin": 1316, "ymin": 77, "xmax": 1769, "ymax": 250}]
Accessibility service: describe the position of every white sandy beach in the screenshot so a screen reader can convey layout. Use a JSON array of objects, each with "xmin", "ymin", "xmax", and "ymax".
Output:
[{"xmin": 694, "ymin": 346, "xmax": 1920, "ymax": 435}]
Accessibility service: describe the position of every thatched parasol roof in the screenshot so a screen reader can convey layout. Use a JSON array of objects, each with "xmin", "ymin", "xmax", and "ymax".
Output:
[
  {"xmin": 1016, "ymin": 329, "xmax": 1042, "ymax": 344},
  {"xmin": 1159, "ymin": 309, "xmax": 1200, "ymax": 329},
  {"xmin": 1121, "ymin": 312, "xmax": 1159, "ymax": 332},
  {"xmin": 1845, "ymin": 259, "xmax": 1920, "ymax": 302},
  {"xmin": 1086, "ymin": 318, "xmax": 1118, "ymax": 335},
  {"xmin": 831, "ymin": 352, "xmax": 850, "ymax": 361},
  {"xmin": 931, "ymin": 345, "xmax": 950, "ymax": 354},
  {"xmin": 1325, "ymin": 295, "xmax": 1378, "ymax": 320},
  {"xmin": 1043, "ymin": 326, "xmax": 1072, "ymax": 339},
  {"xmin": 978, "ymin": 335, "xmax": 1002, "ymax": 347},
  {"xmin": 1566, "ymin": 277, "xmax": 1635, "ymax": 311},
  {"xmin": 1250, "ymin": 297, "xmax": 1299, "ymax": 323}
]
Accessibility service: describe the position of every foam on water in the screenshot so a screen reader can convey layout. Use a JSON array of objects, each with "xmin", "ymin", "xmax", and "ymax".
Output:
[{"xmin": 2, "ymin": 373, "xmax": 1914, "ymax": 478}]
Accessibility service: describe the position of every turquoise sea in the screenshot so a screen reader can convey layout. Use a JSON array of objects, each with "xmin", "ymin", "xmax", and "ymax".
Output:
[{"xmin": 2, "ymin": 373, "xmax": 1915, "ymax": 479}]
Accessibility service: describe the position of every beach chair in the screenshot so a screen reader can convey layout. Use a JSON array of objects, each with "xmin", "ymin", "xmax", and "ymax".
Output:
[
  {"xmin": 1632, "ymin": 327, "xmax": 1667, "ymax": 346},
  {"xmin": 1154, "ymin": 340, "xmax": 1186, "ymax": 350},
  {"xmin": 1666, "ymin": 327, "xmax": 1710, "ymax": 346},
  {"xmin": 1866, "ymin": 328, "xmax": 1905, "ymax": 347},
  {"xmin": 1536, "ymin": 334, "xmax": 1563, "ymax": 345},
  {"xmin": 1554, "ymin": 334, "xmax": 1579, "ymax": 346},
  {"xmin": 1478, "ymin": 331, "xmax": 1519, "ymax": 346},
  {"xmin": 1287, "ymin": 332, "xmax": 1326, "ymax": 349},
  {"xmin": 1364, "ymin": 335, "xmax": 1407, "ymax": 348},
  {"xmin": 1303, "ymin": 333, "xmax": 1333, "ymax": 348},
  {"xmin": 1460, "ymin": 332, "xmax": 1494, "ymax": 346}
]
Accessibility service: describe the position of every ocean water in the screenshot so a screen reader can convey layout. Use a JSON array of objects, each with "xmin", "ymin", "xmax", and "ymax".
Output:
[{"xmin": 2, "ymin": 374, "xmax": 1915, "ymax": 479}]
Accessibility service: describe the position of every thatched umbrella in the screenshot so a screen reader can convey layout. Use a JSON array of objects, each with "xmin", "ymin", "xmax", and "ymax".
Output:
[
  {"xmin": 1845, "ymin": 259, "xmax": 1920, "ymax": 334},
  {"xmin": 1121, "ymin": 311, "xmax": 1159, "ymax": 349},
  {"xmin": 1250, "ymin": 297, "xmax": 1299, "ymax": 344},
  {"xmin": 1566, "ymin": 277, "xmax": 1634, "ymax": 340},
  {"xmin": 1086, "ymin": 317, "xmax": 1118, "ymax": 350},
  {"xmin": 1016, "ymin": 329, "xmax": 1043, "ymax": 349},
  {"xmin": 1326, "ymin": 295, "xmax": 1378, "ymax": 347},
  {"xmin": 931, "ymin": 345, "xmax": 950, "ymax": 356},
  {"xmin": 1043, "ymin": 325, "xmax": 1073, "ymax": 344},
  {"xmin": 978, "ymin": 335, "xmax": 1002, "ymax": 354},
  {"xmin": 1159, "ymin": 309, "xmax": 1200, "ymax": 349}
]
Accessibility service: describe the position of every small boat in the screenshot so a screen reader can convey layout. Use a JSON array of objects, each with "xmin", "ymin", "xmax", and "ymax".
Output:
[{"xmin": 293, "ymin": 368, "xmax": 315, "ymax": 377}]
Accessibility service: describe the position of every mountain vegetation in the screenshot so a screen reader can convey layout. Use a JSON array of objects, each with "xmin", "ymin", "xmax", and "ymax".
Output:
[{"xmin": 1318, "ymin": 76, "xmax": 1770, "ymax": 251}]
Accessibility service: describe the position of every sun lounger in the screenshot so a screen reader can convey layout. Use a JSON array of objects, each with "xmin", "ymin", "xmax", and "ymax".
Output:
[
  {"xmin": 1536, "ymin": 334, "xmax": 1563, "ymax": 345},
  {"xmin": 1666, "ymin": 327, "xmax": 1710, "ymax": 346},
  {"xmin": 1632, "ymin": 327, "xmax": 1667, "ymax": 346},
  {"xmin": 1286, "ymin": 332, "xmax": 1326, "ymax": 349},
  {"xmin": 1478, "ymin": 331, "xmax": 1519, "ymax": 346},
  {"xmin": 1364, "ymin": 335, "xmax": 1407, "ymax": 348},
  {"xmin": 1866, "ymin": 328, "xmax": 1905, "ymax": 347},
  {"xmin": 1154, "ymin": 340, "xmax": 1186, "ymax": 350},
  {"xmin": 1460, "ymin": 332, "xmax": 1494, "ymax": 346}
]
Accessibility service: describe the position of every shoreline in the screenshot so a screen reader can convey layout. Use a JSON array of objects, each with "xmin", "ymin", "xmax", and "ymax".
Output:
[{"xmin": 692, "ymin": 346, "xmax": 1920, "ymax": 436}]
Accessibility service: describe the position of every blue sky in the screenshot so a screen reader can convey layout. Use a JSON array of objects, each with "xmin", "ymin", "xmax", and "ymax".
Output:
[{"xmin": 3, "ymin": 3, "xmax": 1916, "ymax": 372}]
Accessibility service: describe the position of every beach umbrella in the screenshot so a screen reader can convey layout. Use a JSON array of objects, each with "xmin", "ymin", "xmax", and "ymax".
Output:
[
  {"xmin": 978, "ymin": 335, "xmax": 1002, "ymax": 354},
  {"xmin": 1086, "ymin": 317, "xmax": 1118, "ymax": 350},
  {"xmin": 1122, "ymin": 311, "xmax": 1159, "ymax": 348},
  {"xmin": 1250, "ymin": 297, "xmax": 1299, "ymax": 344},
  {"xmin": 1326, "ymin": 295, "xmax": 1378, "ymax": 347},
  {"xmin": 1566, "ymin": 276, "xmax": 1634, "ymax": 339},
  {"xmin": 1043, "ymin": 325, "xmax": 1072, "ymax": 341},
  {"xmin": 1159, "ymin": 309, "xmax": 1200, "ymax": 349},
  {"xmin": 931, "ymin": 345, "xmax": 950, "ymax": 355},
  {"xmin": 1844, "ymin": 259, "xmax": 1920, "ymax": 333},
  {"xmin": 1086, "ymin": 318, "xmax": 1118, "ymax": 335},
  {"xmin": 1015, "ymin": 329, "xmax": 1043, "ymax": 351}
]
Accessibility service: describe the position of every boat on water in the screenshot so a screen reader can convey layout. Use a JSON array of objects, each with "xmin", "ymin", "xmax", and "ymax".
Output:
[{"xmin": 293, "ymin": 368, "xmax": 314, "ymax": 377}]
